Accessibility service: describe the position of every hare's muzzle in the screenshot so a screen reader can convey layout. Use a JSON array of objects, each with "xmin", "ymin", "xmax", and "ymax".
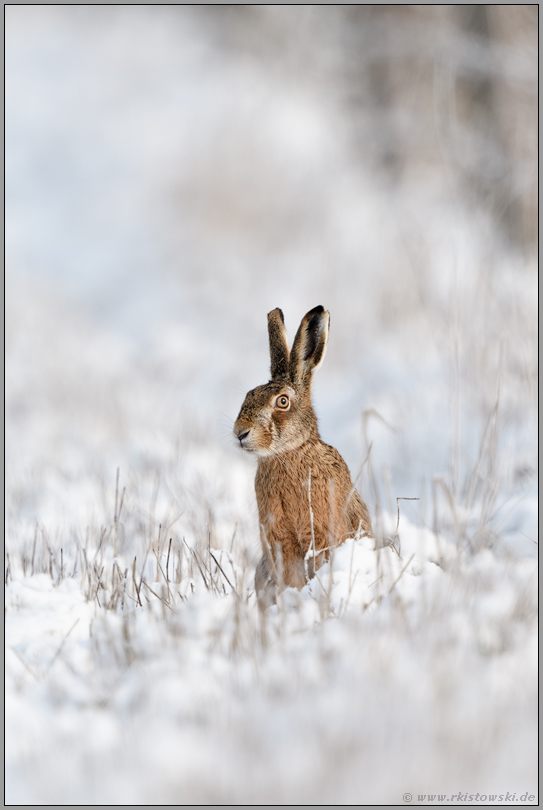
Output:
[{"xmin": 234, "ymin": 426, "xmax": 252, "ymax": 450}]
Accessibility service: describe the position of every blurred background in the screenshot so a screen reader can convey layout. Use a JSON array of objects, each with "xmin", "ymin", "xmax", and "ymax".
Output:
[
  {"xmin": 6, "ymin": 4, "xmax": 538, "ymax": 542},
  {"xmin": 5, "ymin": 7, "xmax": 538, "ymax": 805}
]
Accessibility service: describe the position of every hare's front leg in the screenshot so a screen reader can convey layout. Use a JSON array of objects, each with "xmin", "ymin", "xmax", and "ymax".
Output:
[
  {"xmin": 255, "ymin": 555, "xmax": 276, "ymax": 609},
  {"xmin": 254, "ymin": 545, "xmax": 307, "ymax": 608}
]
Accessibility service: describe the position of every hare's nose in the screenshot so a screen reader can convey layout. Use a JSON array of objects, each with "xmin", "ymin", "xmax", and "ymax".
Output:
[{"xmin": 237, "ymin": 430, "xmax": 250, "ymax": 445}]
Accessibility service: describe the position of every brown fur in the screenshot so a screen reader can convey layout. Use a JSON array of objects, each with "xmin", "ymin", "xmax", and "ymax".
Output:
[{"xmin": 233, "ymin": 306, "xmax": 372, "ymax": 605}]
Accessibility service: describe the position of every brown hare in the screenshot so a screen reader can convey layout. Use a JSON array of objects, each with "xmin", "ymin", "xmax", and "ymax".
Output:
[{"xmin": 234, "ymin": 306, "xmax": 372, "ymax": 607}]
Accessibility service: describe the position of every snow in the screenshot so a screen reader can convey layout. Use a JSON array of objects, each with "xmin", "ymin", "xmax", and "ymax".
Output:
[
  {"xmin": 6, "ymin": 530, "xmax": 538, "ymax": 804},
  {"xmin": 6, "ymin": 6, "xmax": 537, "ymax": 805}
]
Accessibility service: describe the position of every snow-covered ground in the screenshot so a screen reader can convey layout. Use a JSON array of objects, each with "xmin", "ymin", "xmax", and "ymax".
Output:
[
  {"xmin": 6, "ymin": 7, "xmax": 537, "ymax": 805},
  {"xmin": 6, "ymin": 525, "xmax": 538, "ymax": 805}
]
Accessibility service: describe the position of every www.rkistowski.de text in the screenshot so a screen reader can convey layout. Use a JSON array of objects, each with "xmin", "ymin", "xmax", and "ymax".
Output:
[{"xmin": 403, "ymin": 792, "xmax": 537, "ymax": 803}]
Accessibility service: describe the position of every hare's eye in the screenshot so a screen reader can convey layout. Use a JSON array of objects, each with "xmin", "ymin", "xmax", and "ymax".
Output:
[{"xmin": 275, "ymin": 395, "xmax": 290, "ymax": 410}]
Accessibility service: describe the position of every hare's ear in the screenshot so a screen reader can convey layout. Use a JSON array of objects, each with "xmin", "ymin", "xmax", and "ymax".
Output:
[
  {"xmin": 289, "ymin": 305, "xmax": 330, "ymax": 387},
  {"xmin": 268, "ymin": 308, "xmax": 290, "ymax": 381}
]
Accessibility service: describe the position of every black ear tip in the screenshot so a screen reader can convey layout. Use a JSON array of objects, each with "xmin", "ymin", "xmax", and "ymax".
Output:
[
  {"xmin": 306, "ymin": 305, "xmax": 325, "ymax": 317},
  {"xmin": 268, "ymin": 308, "xmax": 285, "ymax": 324}
]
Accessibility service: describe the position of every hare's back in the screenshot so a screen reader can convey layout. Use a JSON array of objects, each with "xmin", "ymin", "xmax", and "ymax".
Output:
[{"xmin": 313, "ymin": 441, "xmax": 372, "ymax": 534}]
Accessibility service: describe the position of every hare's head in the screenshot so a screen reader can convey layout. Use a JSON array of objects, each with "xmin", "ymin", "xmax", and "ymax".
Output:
[{"xmin": 233, "ymin": 306, "xmax": 330, "ymax": 456}]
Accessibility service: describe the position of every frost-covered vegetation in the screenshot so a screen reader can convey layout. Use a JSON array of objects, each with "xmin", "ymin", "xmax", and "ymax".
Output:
[{"xmin": 6, "ymin": 6, "xmax": 537, "ymax": 805}]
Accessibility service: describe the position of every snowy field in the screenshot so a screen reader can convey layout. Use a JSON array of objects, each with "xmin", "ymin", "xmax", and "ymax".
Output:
[{"xmin": 6, "ymin": 7, "xmax": 538, "ymax": 805}]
